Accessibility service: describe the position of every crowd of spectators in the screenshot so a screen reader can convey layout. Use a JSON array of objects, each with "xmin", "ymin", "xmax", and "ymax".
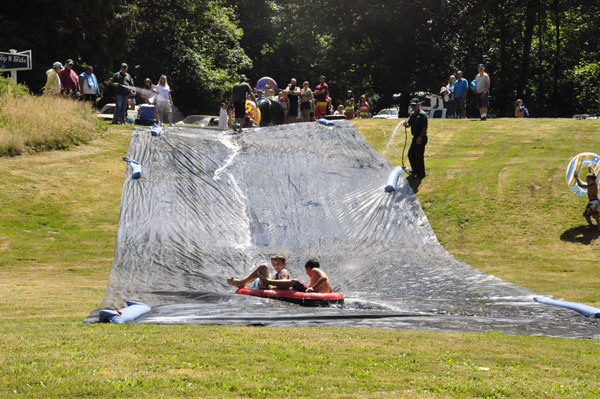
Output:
[
  {"xmin": 43, "ymin": 58, "xmax": 100, "ymax": 104},
  {"xmin": 228, "ymin": 74, "xmax": 375, "ymax": 127}
]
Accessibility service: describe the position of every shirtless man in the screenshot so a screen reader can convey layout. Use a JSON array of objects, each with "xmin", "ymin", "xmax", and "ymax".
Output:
[
  {"xmin": 227, "ymin": 254, "xmax": 289, "ymax": 289},
  {"xmin": 258, "ymin": 258, "xmax": 332, "ymax": 293},
  {"xmin": 575, "ymin": 171, "xmax": 600, "ymax": 230}
]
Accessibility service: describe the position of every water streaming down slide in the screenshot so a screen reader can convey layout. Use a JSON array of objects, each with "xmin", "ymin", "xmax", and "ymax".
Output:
[{"xmin": 86, "ymin": 121, "xmax": 599, "ymax": 338}]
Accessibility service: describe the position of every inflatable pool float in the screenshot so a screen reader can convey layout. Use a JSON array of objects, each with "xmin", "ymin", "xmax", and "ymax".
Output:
[
  {"xmin": 236, "ymin": 288, "xmax": 344, "ymax": 307},
  {"xmin": 256, "ymin": 76, "xmax": 278, "ymax": 92},
  {"xmin": 565, "ymin": 152, "xmax": 600, "ymax": 196},
  {"xmin": 232, "ymin": 100, "xmax": 261, "ymax": 125}
]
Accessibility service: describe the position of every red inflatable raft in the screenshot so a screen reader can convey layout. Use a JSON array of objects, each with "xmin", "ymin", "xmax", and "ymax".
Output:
[{"xmin": 236, "ymin": 288, "xmax": 344, "ymax": 307}]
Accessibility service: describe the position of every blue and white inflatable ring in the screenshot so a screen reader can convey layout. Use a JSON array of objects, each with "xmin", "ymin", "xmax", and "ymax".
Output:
[{"xmin": 566, "ymin": 152, "xmax": 600, "ymax": 197}]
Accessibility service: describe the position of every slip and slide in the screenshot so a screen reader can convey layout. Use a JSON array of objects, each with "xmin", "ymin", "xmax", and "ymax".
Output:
[{"xmin": 88, "ymin": 121, "xmax": 599, "ymax": 338}]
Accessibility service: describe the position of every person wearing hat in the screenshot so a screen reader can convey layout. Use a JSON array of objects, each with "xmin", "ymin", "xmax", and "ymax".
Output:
[
  {"xmin": 474, "ymin": 64, "xmax": 490, "ymax": 120},
  {"xmin": 402, "ymin": 98, "xmax": 428, "ymax": 179},
  {"xmin": 59, "ymin": 59, "xmax": 79, "ymax": 97},
  {"xmin": 111, "ymin": 63, "xmax": 135, "ymax": 124},
  {"xmin": 230, "ymin": 74, "xmax": 253, "ymax": 132},
  {"xmin": 43, "ymin": 62, "xmax": 63, "ymax": 95}
]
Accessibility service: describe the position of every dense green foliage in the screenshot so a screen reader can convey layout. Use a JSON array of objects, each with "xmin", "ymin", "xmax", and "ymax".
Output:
[
  {"xmin": 229, "ymin": 0, "xmax": 600, "ymax": 117},
  {"xmin": 0, "ymin": 0, "xmax": 250, "ymax": 115},
  {"xmin": 2, "ymin": 1, "xmax": 600, "ymax": 116}
]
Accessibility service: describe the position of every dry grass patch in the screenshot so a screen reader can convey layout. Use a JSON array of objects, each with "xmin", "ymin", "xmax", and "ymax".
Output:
[{"xmin": 0, "ymin": 91, "xmax": 99, "ymax": 156}]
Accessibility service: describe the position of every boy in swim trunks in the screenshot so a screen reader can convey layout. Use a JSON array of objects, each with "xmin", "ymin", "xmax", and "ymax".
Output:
[
  {"xmin": 257, "ymin": 258, "xmax": 333, "ymax": 293},
  {"xmin": 574, "ymin": 171, "xmax": 600, "ymax": 230},
  {"xmin": 227, "ymin": 254, "xmax": 289, "ymax": 289}
]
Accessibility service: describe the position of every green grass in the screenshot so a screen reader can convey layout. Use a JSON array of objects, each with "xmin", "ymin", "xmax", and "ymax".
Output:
[
  {"xmin": 354, "ymin": 118, "xmax": 600, "ymax": 304},
  {"xmin": 1, "ymin": 118, "xmax": 600, "ymax": 398}
]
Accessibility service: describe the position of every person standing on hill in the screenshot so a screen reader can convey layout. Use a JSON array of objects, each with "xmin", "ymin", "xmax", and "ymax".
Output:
[
  {"xmin": 574, "ymin": 171, "xmax": 600, "ymax": 230},
  {"xmin": 78, "ymin": 65, "xmax": 99, "ymax": 105},
  {"xmin": 155, "ymin": 75, "xmax": 173, "ymax": 127},
  {"xmin": 231, "ymin": 74, "xmax": 252, "ymax": 132},
  {"xmin": 402, "ymin": 98, "xmax": 428, "ymax": 179},
  {"xmin": 314, "ymin": 75, "xmax": 328, "ymax": 119},
  {"xmin": 59, "ymin": 59, "xmax": 79, "ymax": 97},
  {"xmin": 286, "ymin": 78, "xmax": 300, "ymax": 123},
  {"xmin": 454, "ymin": 70, "xmax": 468, "ymax": 119},
  {"xmin": 474, "ymin": 64, "xmax": 491, "ymax": 120},
  {"xmin": 111, "ymin": 63, "xmax": 135, "ymax": 124},
  {"xmin": 43, "ymin": 62, "xmax": 62, "ymax": 95}
]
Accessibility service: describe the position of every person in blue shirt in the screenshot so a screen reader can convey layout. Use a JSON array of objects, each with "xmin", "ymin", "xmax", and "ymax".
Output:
[{"xmin": 453, "ymin": 70, "xmax": 469, "ymax": 119}]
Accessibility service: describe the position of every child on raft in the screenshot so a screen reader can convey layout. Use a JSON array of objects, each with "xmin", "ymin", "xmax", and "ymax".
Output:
[
  {"xmin": 227, "ymin": 254, "xmax": 289, "ymax": 289},
  {"xmin": 257, "ymin": 258, "xmax": 332, "ymax": 293},
  {"xmin": 574, "ymin": 170, "xmax": 600, "ymax": 230}
]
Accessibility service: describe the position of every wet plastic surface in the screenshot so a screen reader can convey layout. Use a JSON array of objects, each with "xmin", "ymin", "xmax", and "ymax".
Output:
[{"xmin": 86, "ymin": 121, "xmax": 599, "ymax": 338}]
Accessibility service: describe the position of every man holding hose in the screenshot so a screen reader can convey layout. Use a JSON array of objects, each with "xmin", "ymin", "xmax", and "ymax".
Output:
[
  {"xmin": 402, "ymin": 98, "xmax": 428, "ymax": 179},
  {"xmin": 111, "ymin": 63, "xmax": 135, "ymax": 124}
]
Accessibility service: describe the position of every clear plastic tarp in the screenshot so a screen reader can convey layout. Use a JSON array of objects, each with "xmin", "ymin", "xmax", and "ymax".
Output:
[{"xmin": 86, "ymin": 121, "xmax": 599, "ymax": 338}]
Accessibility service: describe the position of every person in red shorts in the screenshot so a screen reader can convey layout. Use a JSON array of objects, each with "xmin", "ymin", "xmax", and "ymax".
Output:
[{"xmin": 313, "ymin": 75, "xmax": 328, "ymax": 119}]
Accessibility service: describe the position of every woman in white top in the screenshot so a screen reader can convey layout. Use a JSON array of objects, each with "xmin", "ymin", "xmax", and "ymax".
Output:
[{"xmin": 155, "ymin": 75, "xmax": 173, "ymax": 126}]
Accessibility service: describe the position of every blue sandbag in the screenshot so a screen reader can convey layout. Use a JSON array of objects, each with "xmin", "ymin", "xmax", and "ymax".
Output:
[
  {"xmin": 122, "ymin": 156, "xmax": 142, "ymax": 179},
  {"xmin": 384, "ymin": 166, "xmax": 408, "ymax": 192},
  {"xmin": 151, "ymin": 123, "xmax": 163, "ymax": 136},
  {"xmin": 99, "ymin": 300, "xmax": 151, "ymax": 323},
  {"xmin": 317, "ymin": 119, "xmax": 335, "ymax": 126},
  {"xmin": 534, "ymin": 296, "xmax": 600, "ymax": 318}
]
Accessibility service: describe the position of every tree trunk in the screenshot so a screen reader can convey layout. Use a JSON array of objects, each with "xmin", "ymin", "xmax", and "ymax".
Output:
[
  {"xmin": 551, "ymin": 0, "xmax": 561, "ymax": 116},
  {"xmin": 517, "ymin": 0, "xmax": 538, "ymax": 100}
]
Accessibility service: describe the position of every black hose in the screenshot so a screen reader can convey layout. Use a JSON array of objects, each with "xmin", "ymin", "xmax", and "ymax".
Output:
[{"xmin": 402, "ymin": 124, "xmax": 409, "ymax": 173}]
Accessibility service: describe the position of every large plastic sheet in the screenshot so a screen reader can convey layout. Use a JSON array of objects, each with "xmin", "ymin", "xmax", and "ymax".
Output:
[{"xmin": 86, "ymin": 121, "xmax": 599, "ymax": 338}]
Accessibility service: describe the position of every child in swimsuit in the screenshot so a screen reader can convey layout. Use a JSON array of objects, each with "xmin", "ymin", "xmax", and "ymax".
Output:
[
  {"xmin": 358, "ymin": 95, "xmax": 370, "ymax": 118},
  {"xmin": 345, "ymin": 90, "xmax": 355, "ymax": 119},
  {"xmin": 256, "ymin": 258, "xmax": 333, "ymax": 293},
  {"xmin": 226, "ymin": 254, "xmax": 289, "ymax": 289},
  {"xmin": 575, "ymin": 171, "xmax": 600, "ymax": 230}
]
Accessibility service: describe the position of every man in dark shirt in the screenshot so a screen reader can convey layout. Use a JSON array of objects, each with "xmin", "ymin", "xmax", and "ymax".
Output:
[
  {"xmin": 402, "ymin": 97, "xmax": 428, "ymax": 179},
  {"xmin": 314, "ymin": 75, "xmax": 328, "ymax": 119},
  {"xmin": 286, "ymin": 78, "xmax": 300, "ymax": 123},
  {"xmin": 111, "ymin": 63, "xmax": 135, "ymax": 124},
  {"xmin": 231, "ymin": 74, "xmax": 253, "ymax": 132}
]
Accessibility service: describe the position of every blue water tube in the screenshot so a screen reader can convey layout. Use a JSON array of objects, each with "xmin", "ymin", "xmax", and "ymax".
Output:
[
  {"xmin": 122, "ymin": 156, "xmax": 142, "ymax": 179},
  {"xmin": 384, "ymin": 166, "xmax": 408, "ymax": 192},
  {"xmin": 470, "ymin": 80, "xmax": 476, "ymax": 91},
  {"xmin": 317, "ymin": 118, "xmax": 335, "ymax": 126},
  {"xmin": 99, "ymin": 300, "xmax": 151, "ymax": 323},
  {"xmin": 534, "ymin": 296, "xmax": 600, "ymax": 318},
  {"xmin": 151, "ymin": 122, "xmax": 162, "ymax": 137}
]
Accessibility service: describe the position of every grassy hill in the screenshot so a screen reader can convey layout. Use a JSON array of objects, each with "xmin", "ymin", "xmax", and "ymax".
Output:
[{"xmin": 1, "ymin": 119, "xmax": 599, "ymax": 398}]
